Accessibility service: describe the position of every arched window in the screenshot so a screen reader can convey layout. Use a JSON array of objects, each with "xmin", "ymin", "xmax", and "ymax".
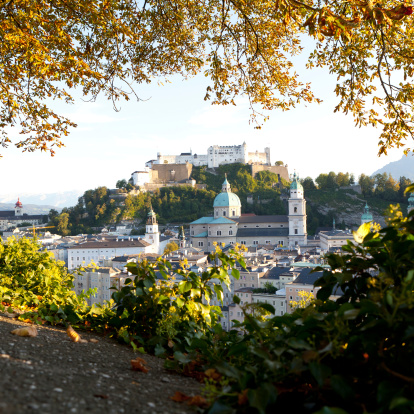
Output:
[
  {"xmin": 294, "ymin": 207, "xmax": 297, "ymax": 213},
  {"xmin": 223, "ymin": 211, "xmax": 226, "ymax": 216}
]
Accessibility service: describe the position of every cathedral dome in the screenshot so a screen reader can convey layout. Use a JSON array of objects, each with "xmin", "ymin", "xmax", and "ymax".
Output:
[
  {"xmin": 361, "ymin": 203, "xmax": 373, "ymax": 222},
  {"xmin": 213, "ymin": 176, "xmax": 241, "ymax": 207},
  {"xmin": 15, "ymin": 198, "xmax": 22, "ymax": 208},
  {"xmin": 213, "ymin": 192, "xmax": 241, "ymax": 208}
]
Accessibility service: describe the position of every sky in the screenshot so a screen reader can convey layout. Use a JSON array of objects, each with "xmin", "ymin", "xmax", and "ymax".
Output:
[{"xmin": 0, "ymin": 46, "xmax": 408, "ymax": 201}]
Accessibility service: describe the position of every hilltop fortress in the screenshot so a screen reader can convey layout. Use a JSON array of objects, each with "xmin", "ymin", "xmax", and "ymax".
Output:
[
  {"xmin": 131, "ymin": 143, "xmax": 289, "ymax": 189},
  {"xmin": 147, "ymin": 142, "xmax": 271, "ymax": 168}
]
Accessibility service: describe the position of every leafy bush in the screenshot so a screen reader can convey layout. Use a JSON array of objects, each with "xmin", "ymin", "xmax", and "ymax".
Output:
[{"xmin": 202, "ymin": 210, "xmax": 414, "ymax": 414}]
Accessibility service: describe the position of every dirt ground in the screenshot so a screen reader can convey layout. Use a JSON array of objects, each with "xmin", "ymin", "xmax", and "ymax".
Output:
[{"xmin": 0, "ymin": 314, "xmax": 202, "ymax": 414}]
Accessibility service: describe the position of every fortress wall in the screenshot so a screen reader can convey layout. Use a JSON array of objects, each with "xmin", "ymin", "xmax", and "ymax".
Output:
[
  {"xmin": 151, "ymin": 163, "xmax": 193, "ymax": 183},
  {"xmin": 251, "ymin": 165, "xmax": 290, "ymax": 182}
]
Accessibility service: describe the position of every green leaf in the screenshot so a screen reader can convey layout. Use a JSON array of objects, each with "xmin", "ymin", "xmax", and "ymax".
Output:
[
  {"xmin": 174, "ymin": 351, "xmax": 193, "ymax": 364},
  {"xmin": 233, "ymin": 295, "xmax": 240, "ymax": 304},
  {"xmin": 207, "ymin": 401, "xmax": 235, "ymax": 414},
  {"xmin": 257, "ymin": 303, "xmax": 275, "ymax": 315},
  {"xmin": 330, "ymin": 375, "xmax": 354, "ymax": 400},
  {"xmin": 144, "ymin": 278, "xmax": 154, "ymax": 289},
  {"xmin": 176, "ymin": 297, "xmax": 184, "ymax": 308},
  {"xmin": 178, "ymin": 281, "xmax": 192, "ymax": 293},
  {"xmin": 154, "ymin": 343, "xmax": 166, "ymax": 357},
  {"xmin": 309, "ymin": 361, "xmax": 331, "ymax": 386},
  {"xmin": 314, "ymin": 407, "xmax": 349, "ymax": 414},
  {"xmin": 231, "ymin": 268, "xmax": 240, "ymax": 280},
  {"xmin": 248, "ymin": 383, "xmax": 277, "ymax": 414},
  {"xmin": 190, "ymin": 288, "xmax": 201, "ymax": 298}
]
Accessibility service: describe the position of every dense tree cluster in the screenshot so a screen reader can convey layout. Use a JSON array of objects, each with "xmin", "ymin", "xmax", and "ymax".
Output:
[{"xmin": 2, "ymin": 0, "xmax": 414, "ymax": 156}]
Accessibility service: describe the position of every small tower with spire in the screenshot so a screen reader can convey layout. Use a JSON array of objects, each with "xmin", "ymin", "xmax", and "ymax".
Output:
[
  {"xmin": 144, "ymin": 206, "xmax": 160, "ymax": 253},
  {"xmin": 15, "ymin": 198, "xmax": 23, "ymax": 216},
  {"xmin": 179, "ymin": 226, "xmax": 186, "ymax": 248}
]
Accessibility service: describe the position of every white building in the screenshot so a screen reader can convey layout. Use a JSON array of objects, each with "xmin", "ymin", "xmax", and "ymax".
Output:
[
  {"xmin": 319, "ymin": 229, "xmax": 353, "ymax": 251},
  {"xmin": 74, "ymin": 267, "xmax": 121, "ymax": 305},
  {"xmin": 67, "ymin": 238, "xmax": 153, "ymax": 270}
]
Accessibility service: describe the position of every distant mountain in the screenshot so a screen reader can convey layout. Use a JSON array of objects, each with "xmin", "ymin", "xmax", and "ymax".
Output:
[
  {"xmin": 371, "ymin": 152, "xmax": 414, "ymax": 180},
  {"xmin": 0, "ymin": 190, "xmax": 82, "ymax": 209}
]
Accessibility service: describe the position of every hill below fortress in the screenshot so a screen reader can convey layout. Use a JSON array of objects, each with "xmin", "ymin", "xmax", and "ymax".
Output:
[{"xmin": 45, "ymin": 164, "xmax": 411, "ymax": 237}]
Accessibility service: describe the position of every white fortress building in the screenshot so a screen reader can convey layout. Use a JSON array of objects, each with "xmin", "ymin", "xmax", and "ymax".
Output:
[
  {"xmin": 149, "ymin": 142, "xmax": 271, "ymax": 169},
  {"xmin": 190, "ymin": 173, "xmax": 307, "ymax": 249}
]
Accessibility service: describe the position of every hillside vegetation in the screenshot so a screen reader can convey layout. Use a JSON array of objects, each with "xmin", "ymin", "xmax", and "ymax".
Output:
[{"xmin": 47, "ymin": 166, "xmax": 412, "ymax": 236}]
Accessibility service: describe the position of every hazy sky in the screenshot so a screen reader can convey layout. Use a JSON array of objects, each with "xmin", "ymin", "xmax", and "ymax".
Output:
[{"xmin": 0, "ymin": 47, "xmax": 407, "ymax": 198}]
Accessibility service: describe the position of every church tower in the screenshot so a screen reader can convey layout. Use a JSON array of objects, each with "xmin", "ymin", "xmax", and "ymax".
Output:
[
  {"xmin": 288, "ymin": 172, "xmax": 307, "ymax": 247},
  {"xmin": 144, "ymin": 207, "xmax": 160, "ymax": 252},
  {"xmin": 179, "ymin": 226, "xmax": 186, "ymax": 248},
  {"xmin": 15, "ymin": 198, "xmax": 23, "ymax": 216}
]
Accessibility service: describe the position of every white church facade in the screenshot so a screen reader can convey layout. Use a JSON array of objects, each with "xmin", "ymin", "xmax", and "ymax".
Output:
[
  {"xmin": 151, "ymin": 142, "xmax": 271, "ymax": 169},
  {"xmin": 190, "ymin": 173, "xmax": 307, "ymax": 250}
]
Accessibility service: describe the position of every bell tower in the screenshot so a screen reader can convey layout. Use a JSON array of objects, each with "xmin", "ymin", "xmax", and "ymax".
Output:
[
  {"xmin": 15, "ymin": 198, "xmax": 23, "ymax": 216},
  {"xmin": 144, "ymin": 207, "xmax": 160, "ymax": 252},
  {"xmin": 288, "ymin": 172, "xmax": 307, "ymax": 247}
]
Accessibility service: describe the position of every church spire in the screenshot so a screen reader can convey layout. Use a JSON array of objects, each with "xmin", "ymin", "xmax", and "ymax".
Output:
[{"xmin": 222, "ymin": 174, "xmax": 231, "ymax": 193}]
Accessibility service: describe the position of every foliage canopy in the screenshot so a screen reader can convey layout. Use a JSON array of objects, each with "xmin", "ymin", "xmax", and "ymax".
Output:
[{"xmin": 1, "ymin": 0, "xmax": 414, "ymax": 155}]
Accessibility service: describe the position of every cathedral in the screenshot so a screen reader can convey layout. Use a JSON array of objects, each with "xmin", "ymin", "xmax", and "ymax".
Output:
[{"xmin": 189, "ymin": 173, "xmax": 307, "ymax": 249}]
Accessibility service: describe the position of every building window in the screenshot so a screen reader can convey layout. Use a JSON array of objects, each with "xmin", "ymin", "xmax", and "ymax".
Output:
[
  {"xmin": 241, "ymin": 241, "xmax": 246, "ymax": 245},
  {"xmin": 198, "ymin": 242, "xmax": 204, "ymax": 247},
  {"xmin": 229, "ymin": 230, "xmax": 233, "ymax": 236},
  {"xmin": 216, "ymin": 211, "xmax": 219, "ymax": 216},
  {"xmin": 232, "ymin": 211, "xmax": 236, "ymax": 216},
  {"xmin": 289, "ymin": 296, "xmax": 293, "ymax": 299},
  {"xmin": 268, "ymin": 225, "xmax": 271, "ymax": 227},
  {"xmin": 253, "ymin": 240, "xmax": 258, "ymax": 245},
  {"xmin": 217, "ymin": 231, "xmax": 222, "ymax": 236},
  {"xmin": 294, "ymin": 207, "xmax": 297, "ymax": 213},
  {"xmin": 265, "ymin": 240, "xmax": 271, "ymax": 244},
  {"xmin": 191, "ymin": 231, "xmax": 194, "ymax": 235},
  {"xmin": 223, "ymin": 211, "xmax": 226, "ymax": 216},
  {"xmin": 256, "ymin": 225, "xmax": 259, "ymax": 228},
  {"xmin": 295, "ymin": 229, "xmax": 298, "ymax": 234},
  {"xmin": 209, "ymin": 231, "xmax": 211, "ymax": 235}
]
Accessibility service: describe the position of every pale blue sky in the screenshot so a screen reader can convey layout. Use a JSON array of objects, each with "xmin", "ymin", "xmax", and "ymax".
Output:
[{"xmin": 0, "ymin": 46, "xmax": 406, "ymax": 198}]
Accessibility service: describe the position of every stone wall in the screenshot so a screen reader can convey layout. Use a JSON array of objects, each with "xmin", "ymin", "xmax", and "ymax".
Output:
[
  {"xmin": 151, "ymin": 163, "xmax": 193, "ymax": 183},
  {"xmin": 251, "ymin": 165, "xmax": 289, "ymax": 182}
]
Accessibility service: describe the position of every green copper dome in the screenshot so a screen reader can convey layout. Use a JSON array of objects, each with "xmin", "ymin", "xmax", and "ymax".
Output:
[
  {"xmin": 213, "ymin": 176, "xmax": 241, "ymax": 207},
  {"xmin": 361, "ymin": 203, "xmax": 373, "ymax": 221},
  {"xmin": 213, "ymin": 192, "xmax": 241, "ymax": 207},
  {"xmin": 290, "ymin": 171, "xmax": 303, "ymax": 191}
]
